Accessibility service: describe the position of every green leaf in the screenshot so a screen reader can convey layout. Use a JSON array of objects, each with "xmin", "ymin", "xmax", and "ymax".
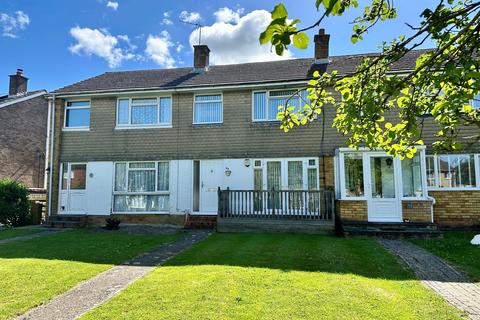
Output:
[
  {"xmin": 293, "ymin": 32, "xmax": 309, "ymax": 49},
  {"xmin": 271, "ymin": 3, "xmax": 288, "ymax": 19}
]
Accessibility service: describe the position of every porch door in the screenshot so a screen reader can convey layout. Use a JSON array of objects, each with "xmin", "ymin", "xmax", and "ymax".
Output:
[
  {"xmin": 367, "ymin": 155, "xmax": 402, "ymax": 222},
  {"xmin": 198, "ymin": 160, "xmax": 223, "ymax": 213},
  {"xmin": 60, "ymin": 163, "xmax": 87, "ymax": 215}
]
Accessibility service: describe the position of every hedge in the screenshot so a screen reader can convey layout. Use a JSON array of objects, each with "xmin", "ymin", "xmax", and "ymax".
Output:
[{"xmin": 0, "ymin": 179, "xmax": 31, "ymax": 227}]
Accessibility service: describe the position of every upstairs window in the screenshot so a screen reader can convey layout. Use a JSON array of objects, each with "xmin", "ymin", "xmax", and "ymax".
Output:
[
  {"xmin": 64, "ymin": 101, "xmax": 90, "ymax": 129},
  {"xmin": 117, "ymin": 97, "xmax": 172, "ymax": 127},
  {"xmin": 193, "ymin": 94, "xmax": 223, "ymax": 124},
  {"xmin": 253, "ymin": 89, "xmax": 308, "ymax": 121}
]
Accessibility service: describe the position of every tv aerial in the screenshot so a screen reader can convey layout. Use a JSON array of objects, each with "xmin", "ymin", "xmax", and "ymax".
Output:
[{"xmin": 180, "ymin": 20, "xmax": 203, "ymax": 45}]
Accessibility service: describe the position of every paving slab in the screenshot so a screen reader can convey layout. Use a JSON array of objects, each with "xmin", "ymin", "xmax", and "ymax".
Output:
[
  {"xmin": 379, "ymin": 238, "xmax": 480, "ymax": 320},
  {"xmin": 17, "ymin": 231, "xmax": 210, "ymax": 320}
]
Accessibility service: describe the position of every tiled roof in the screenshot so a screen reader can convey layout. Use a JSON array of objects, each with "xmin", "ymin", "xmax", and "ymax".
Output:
[
  {"xmin": 53, "ymin": 49, "xmax": 430, "ymax": 94},
  {"xmin": 0, "ymin": 90, "xmax": 47, "ymax": 108}
]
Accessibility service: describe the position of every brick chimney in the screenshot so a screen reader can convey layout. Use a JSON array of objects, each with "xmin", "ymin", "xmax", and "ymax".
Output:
[
  {"xmin": 193, "ymin": 45, "xmax": 210, "ymax": 72},
  {"xmin": 314, "ymin": 29, "xmax": 330, "ymax": 64},
  {"xmin": 9, "ymin": 69, "xmax": 28, "ymax": 96}
]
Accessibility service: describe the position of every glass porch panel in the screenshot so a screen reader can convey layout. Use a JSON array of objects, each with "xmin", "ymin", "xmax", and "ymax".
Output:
[
  {"xmin": 344, "ymin": 153, "xmax": 364, "ymax": 197},
  {"xmin": 69, "ymin": 164, "xmax": 86, "ymax": 190},
  {"xmin": 401, "ymin": 154, "xmax": 423, "ymax": 197},
  {"xmin": 61, "ymin": 164, "xmax": 68, "ymax": 190},
  {"xmin": 370, "ymin": 157, "xmax": 396, "ymax": 198}
]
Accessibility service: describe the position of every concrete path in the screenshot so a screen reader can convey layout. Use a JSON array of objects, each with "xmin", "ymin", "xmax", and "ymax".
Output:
[
  {"xmin": 379, "ymin": 238, "xmax": 480, "ymax": 320},
  {"xmin": 17, "ymin": 231, "xmax": 210, "ymax": 320},
  {"xmin": 0, "ymin": 229, "xmax": 63, "ymax": 245}
]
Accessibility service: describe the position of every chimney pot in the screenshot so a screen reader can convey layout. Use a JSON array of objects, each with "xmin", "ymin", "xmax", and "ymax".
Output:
[
  {"xmin": 314, "ymin": 28, "xmax": 330, "ymax": 64},
  {"xmin": 9, "ymin": 69, "xmax": 28, "ymax": 96},
  {"xmin": 193, "ymin": 45, "xmax": 210, "ymax": 72}
]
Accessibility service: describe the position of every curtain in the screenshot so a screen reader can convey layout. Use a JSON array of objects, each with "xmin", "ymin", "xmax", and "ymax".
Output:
[
  {"xmin": 267, "ymin": 161, "xmax": 281, "ymax": 190},
  {"xmin": 117, "ymin": 99, "xmax": 129, "ymax": 124},
  {"xmin": 253, "ymin": 92, "xmax": 266, "ymax": 120},
  {"xmin": 308, "ymin": 168, "xmax": 318, "ymax": 190},
  {"xmin": 114, "ymin": 163, "xmax": 127, "ymax": 191},
  {"xmin": 426, "ymin": 156, "xmax": 436, "ymax": 186},
  {"xmin": 194, "ymin": 95, "xmax": 222, "ymax": 123},
  {"xmin": 128, "ymin": 169, "xmax": 155, "ymax": 192},
  {"xmin": 159, "ymin": 97, "xmax": 171, "ymax": 124},
  {"xmin": 288, "ymin": 161, "xmax": 303, "ymax": 190},
  {"xmin": 114, "ymin": 195, "xmax": 161, "ymax": 212},
  {"xmin": 157, "ymin": 162, "xmax": 169, "ymax": 191},
  {"xmin": 131, "ymin": 105, "xmax": 157, "ymax": 124}
]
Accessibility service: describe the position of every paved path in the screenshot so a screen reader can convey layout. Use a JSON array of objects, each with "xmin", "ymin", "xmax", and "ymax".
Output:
[
  {"xmin": 17, "ymin": 231, "xmax": 210, "ymax": 320},
  {"xmin": 379, "ymin": 238, "xmax": 480, "ymax": 320},
  {"xmin": 0, "ymin": 229, "xmax": 63, "ymax": 245}
]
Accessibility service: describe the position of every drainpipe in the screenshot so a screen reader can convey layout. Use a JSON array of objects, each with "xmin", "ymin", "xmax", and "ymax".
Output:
[
  {"xmin": 427, "ymin": 195, "xmax": 436, "ymax": 223},
  {"xmin": 43, "ymin": 94, "xmax": 52, "ymax": 189},
  {"xmin": 47, "ymin": 95, "xmax": 56, "ymax": 218}
]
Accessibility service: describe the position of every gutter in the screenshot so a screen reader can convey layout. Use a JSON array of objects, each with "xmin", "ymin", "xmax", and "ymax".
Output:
[{"xmin": 47, "ymin": 95, "xmax": 55, "ymax": 218}]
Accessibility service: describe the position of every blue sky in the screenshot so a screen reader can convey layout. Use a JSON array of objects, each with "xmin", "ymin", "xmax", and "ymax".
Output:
[{"xmin": 0, "ymin": 0, "xmax": 440, "ymax": 93}]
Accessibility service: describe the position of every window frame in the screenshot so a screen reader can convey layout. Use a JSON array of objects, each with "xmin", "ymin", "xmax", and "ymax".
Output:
[
  {"xmin": 426, "ymin": 154, "xmax": 480, "ymax": 190},
  {"xmin": 112, "ymin": 160, "xmax": 171, "ymax": 214},
  {"xmin": 63, "ymin": 99, "xmax": 91, "ymax": 131},
  {"xmin": 115, "ymin": 96, "xmax": 173, "ymax": 129},
  {"xmin": 472, "ymin": 93, "xmax": 480, "ymax": 110},
  {"xmin": 251, "ymin": 89, "xmax": 307, "ymax": 122},
  {"xmin": 59, "ymin": 162, "xmax": 87, "ymax": 191},
  {"xmin": 192, "ymin": 93, "xmax": 223, "ymax": 125}
]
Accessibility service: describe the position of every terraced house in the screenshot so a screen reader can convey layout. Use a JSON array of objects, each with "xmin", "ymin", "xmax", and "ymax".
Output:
[{"xmin": 45, "ymin": 29, "xmax": 480, "ymax": 232}]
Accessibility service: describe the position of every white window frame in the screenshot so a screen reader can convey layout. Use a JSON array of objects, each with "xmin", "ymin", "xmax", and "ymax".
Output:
[
  {"xmin": 63, "ymin": 100, "xmax": 91, "ymax": 131},
  {"xmin": 337, "ymin": 147, "xmax": 429, "ymax": 200},
  {"xmin": 426, "ymin": 154, "xmax": 480, "ymax": 190},
  {"xmin": 252, "ymin": 89, "xmax": 307, "ymax": 122},
  {"xmin": 253, "ymin": 158, "xmax": 319, "ymax": 191},
  {"xmin": 112, "ymin": 161, "xmax": 171, "ymax": 214},
  {"xmin": 472, "ymin": 93, "xmax": 480, "ymax": 110},
  {"xmin": 193, "ymin": 93, "xmax": 223, "ymax": 125},
  {"xmin": 115, "ymin": 96, "xmax": 172, "ymax": 129}
]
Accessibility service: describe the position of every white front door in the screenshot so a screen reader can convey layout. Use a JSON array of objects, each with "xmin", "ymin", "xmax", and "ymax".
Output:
[
  {"xmin": 366, "ymin": 155, "xmax": 402, "ymax": 222},
  {"xmin": 199, "ymin": 160, "xmax": 223, "ymax": 213},
  {"xmin": 59, "ymin": 163, "xmax": 87, "ymax": 215}
]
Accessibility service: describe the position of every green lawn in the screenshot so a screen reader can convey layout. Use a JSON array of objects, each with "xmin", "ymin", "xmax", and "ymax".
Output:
[
  {"xmin": 411, "ymin": 231, "xmax": 480, "ymax": 282},
  {"xmin": 0, "ymin": 229, "xmax": 180, "ymax": 320},
  {"xmin": 82, "ymin": 233, "xmax": 463, "ymax": 320},
  {"xmin": 0, "ymin": 227, "xmax": 45, "ymax": 240}
]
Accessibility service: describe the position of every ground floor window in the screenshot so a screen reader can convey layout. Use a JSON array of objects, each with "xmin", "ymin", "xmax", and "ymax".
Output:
[
  {"xmin": 342, "ymin": 153, "xmax": 364, "ymax": 197},
  {"xmin": 113, "ymin": 161, "xmax": 170, "ymax": 213},
  {"xmin": 401, "ymin": 154, "xmax": 423, "ymax": 197},
  {"xmin": 426, "ymin": 154, "xmax": 478, "ymax": 189}
]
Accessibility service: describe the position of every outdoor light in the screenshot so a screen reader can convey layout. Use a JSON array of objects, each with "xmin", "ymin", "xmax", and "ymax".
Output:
[
  {"xmin": 225, "ymin": 167, "xmax": 232, "ymax": 176},
  {"xmin": 244, "ymin": 159, "xmax": 251, "ymax": 167}
]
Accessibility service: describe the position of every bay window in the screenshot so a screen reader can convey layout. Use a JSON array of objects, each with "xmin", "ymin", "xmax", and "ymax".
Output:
[
  {"xmin": 193, "ymin": 94, "xmax": 223, "ymax": 124},
  {"xmin": 64, "ymin": 101, "xmax": 90, "ymax": 129},
  {"xmin": 117, "ymin": 97, "xmax": 171, "ymax": 127},
  {"xmin": 113, "ymin": 161, "xmax": 170, "ymax": 213},
  {"xmin": 253, "ymin": 89, "xmax": 308, "ymax": 121}
]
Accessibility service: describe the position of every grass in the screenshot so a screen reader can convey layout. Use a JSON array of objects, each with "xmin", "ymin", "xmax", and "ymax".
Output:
[
  {"xmin": 0, "ymin": 227, "xmax": 45, "ymax": 240},
  {"xmin": 411, "ymin": 231, "xmax": 480, "ymax": 282},
  {"xmin": 0, "ymin": 229, "xmax": 180, "ymax": 320},
  {"xmin": 82, "ymin": 233, "xmax": 463, "ymax": 320}
]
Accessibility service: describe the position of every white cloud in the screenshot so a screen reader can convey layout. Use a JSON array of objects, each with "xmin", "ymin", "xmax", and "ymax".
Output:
[
  {"xmin": 161, "ymin": 11, "xmax": 173, "ymax": 25},
  {"xmin": 106, "ymin": 1, "xmax": 119, "ymax": 10},
  {"xmin": 69, "ymin": 27, "xmax": 136, "ymax": 68},
  {"xmin": 189, "ymin": 9, "xmax": 292, "ymax": 65},
  {"xmin": 179, "ymin": 10, "xmax": 201, "ymax": 24},
  {"xmin": 0, "ymin": 11, "xmax": 30, "ymax": 38},
  {"xmin": 214, "ymin": 7, "xmax": 244, "ymax": 24},
  {"xmin": 145, "ymin": 31, "xmax": 176, "ymax": 68},
  {"xmin": 176, "ymin": 43, "xmax": 184, "ymax": 53}
]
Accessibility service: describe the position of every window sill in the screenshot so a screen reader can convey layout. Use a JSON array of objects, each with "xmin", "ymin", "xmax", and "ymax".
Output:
[
  {"xmin": 428, "ymin": 187, "xmax": 480, "ymax": 191},
  {"xmin": 112, "ymin": 211, "xmax": 171, "ymax": 215},
  {"xmin": 115, "ymin": 125, "xmax": 172, "ymax": 130},
  {"xmin": 62, "ymin": 127, "xmax": 90, "ymax": 132},
  {"xmin": 192, "ymin": 122, "xmax": 223, "ymax": 128}
]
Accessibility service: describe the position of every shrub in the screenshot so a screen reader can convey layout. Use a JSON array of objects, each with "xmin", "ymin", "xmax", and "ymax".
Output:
[
  {"xmin": 104, "ymin": 217, "xmax": 121, "ymax": 230},
  {"xmin": 0, "ymin": 179, "xmax": 31, "ymax": 227}
]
